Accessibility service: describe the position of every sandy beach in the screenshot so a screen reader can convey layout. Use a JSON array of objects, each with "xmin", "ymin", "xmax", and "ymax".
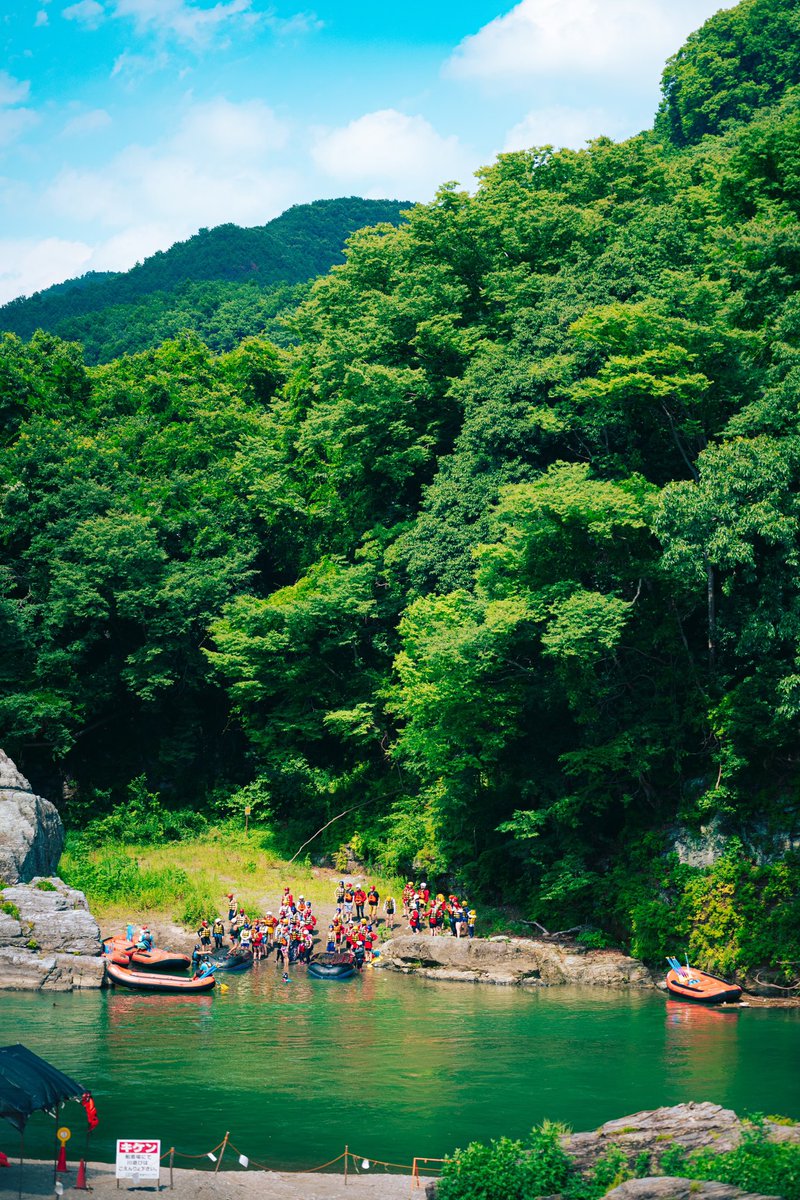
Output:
[{"xmin": 3, "ymin": 1160, "xmax": 434, "ymax": 1199}]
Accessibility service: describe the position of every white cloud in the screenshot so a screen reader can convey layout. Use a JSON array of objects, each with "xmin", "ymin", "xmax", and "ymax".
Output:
[
  {"xmin": 446, "ymin": 0, "xmax": 739, "ymax": 87},
  {"xmin": 46, "ymin": 97, "xmax": 297, "ymax": 240},
  {"xmin": 62, "ymin": 0, "xmax": 106, "ymax": 30},
  {"xmin": 0, "ymin": 237, "xmax": 94, "ymax": 304},
  {"xmin": 111, "ymin": 0, "xmax": 258, "ymax": 50},
  {"xmin": 0, "ymin": 72, "xmax": 30, "ymax": 107},
  {"xmin": 504, "ymin": 106, "xmax": 628, "ymax": 151},
  {"xmin": 264, "ymin": 11, "xmax": 323, "ymax": 37},
  {"xmin": 0, "ymin": 109, "xmax": 39, "ymax": 147},
  {"xmin": 61, "ymin": 108, "xmax": 113, "ymax": 137},
  {"xmin": 312, "ymin": 109, "xmax": 470, "ymax": 200},
  {"xmin": 35, "ymin": 10, "xmax": 49, "ymax": 26},
  {"xmin": 174, "ymin": 97, "xmax": 288, "ymax": 159}
]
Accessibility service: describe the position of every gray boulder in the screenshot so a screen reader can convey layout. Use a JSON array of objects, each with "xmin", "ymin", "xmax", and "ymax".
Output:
[
  {"xmin": 605, "ymin": 1181, "xmax": 779, "ymax": 1200},
  {"xmin": 0, "ymin": 750, "xmax": 64, "ymax": 884},
  {"xmin": 564, "ymin": 1102, "xmax": 800, "ymax": 1176},
  {"xmin": 375, "ymin": 934, "xmax": 653, "ymax": 988},
  {"xmin": 0, "ymin": 877, "xmax": 103, "ymax": 990}
]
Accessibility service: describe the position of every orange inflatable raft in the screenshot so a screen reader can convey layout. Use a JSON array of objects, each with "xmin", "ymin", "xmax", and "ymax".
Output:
[{"xmin": 665, "ymin": 960, "xmax": 742, "ymax": 1005}]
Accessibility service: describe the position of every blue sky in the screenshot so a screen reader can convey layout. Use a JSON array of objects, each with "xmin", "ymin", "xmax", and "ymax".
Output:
[{"xmin": 0, "ymin": 0, "xmax": 736, "ymax": 303}]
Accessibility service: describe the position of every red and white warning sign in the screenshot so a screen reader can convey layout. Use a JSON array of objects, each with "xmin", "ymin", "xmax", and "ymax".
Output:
[{"xmin": 115, "ymin": 1139, "xmax": 161, "ymax": 1180}]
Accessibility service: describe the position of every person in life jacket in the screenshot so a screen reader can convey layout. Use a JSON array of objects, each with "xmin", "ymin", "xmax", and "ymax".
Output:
[
  {"xmin": 383, "ymin": 896, "xmax": 396, "ymax": 929},
  {"xmin": 353, "ymin": 886, "xmax": 366, "ymax": 919},
  {"xmin": 335, "ymin": 880, "xmax": 345, "ymax": 904},
  {"xmin": 409, "ymin": 908, "xmax": 421, "ymax": 932},
  {"xmin": 226, "ymin": 893, "xmax": 236, "ymax": 921},
  {"xmin": 366, "ymin": 885, "xmax": 379, "ymax": 919},
  {"xmin": 138, "ymin": 926, "xmax": 154, "ymax": 951},
  {"xmin": 239, "ymin": 923, "xmax": 252, "ymax": 952},
  {"xmin": 467, "ymin": 909, "xmax": 477, "ymax": 938},
  {"xmin": 343, "ymin": 883, "xmax": 354, "ymax": 915},
  {"xmin": 212, "ymin": 917, "xmax": 225, "ymax": 949},
  {"xmin": 197, "ymin": 920, "xmax": 211, "ymax": 949}
]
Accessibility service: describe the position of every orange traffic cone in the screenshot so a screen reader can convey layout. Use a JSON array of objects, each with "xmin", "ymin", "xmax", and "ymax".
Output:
[
  {"xmin": 56, "ymin": 1144, "xmax": 68, "ymax": 1173},
  {"xmin": 75, "ymin": 1159, "xmax": 88, "ymax": 1190}
]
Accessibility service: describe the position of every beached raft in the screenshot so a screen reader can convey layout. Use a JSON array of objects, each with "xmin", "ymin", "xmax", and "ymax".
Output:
[
  {"xmin": 105, "ymin": 959, "xmax": 215, "ymax": 994},
  {"xmin": 105, "ymin": 937, "xmax": 191, "ymax": 972},
  {"xmin": 665, "ymin": 966, "xmax": 742, "ymax": 1004}
]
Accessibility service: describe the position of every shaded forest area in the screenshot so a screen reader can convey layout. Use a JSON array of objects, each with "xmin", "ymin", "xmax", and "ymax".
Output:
[{"xmin": 3, "ymin": 0, "xmax": 800, "ymax": 970}]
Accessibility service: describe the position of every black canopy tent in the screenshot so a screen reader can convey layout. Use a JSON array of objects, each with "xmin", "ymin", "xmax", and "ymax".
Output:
[
  {"xmin": 0, "ymin": 1044, "xmax": 86, "ymax": 1131},
  {"xmin": 0, "ymin": 1045, "xmax": 90, "ymax": 1197}
]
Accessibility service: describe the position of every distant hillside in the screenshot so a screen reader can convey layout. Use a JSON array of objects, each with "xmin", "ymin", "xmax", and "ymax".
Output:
[{"xmin": 0, "ymin": 197, "xmax": 410, "ymax": 362}]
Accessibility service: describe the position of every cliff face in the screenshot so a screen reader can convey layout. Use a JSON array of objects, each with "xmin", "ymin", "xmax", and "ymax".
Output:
[
  {"xmin": 0, "ymin": 750, "xmax": 64, "ymax": 884},
  {"xmin": 374, "ymin": 934, "xmax": 654, "ymax": 988}
]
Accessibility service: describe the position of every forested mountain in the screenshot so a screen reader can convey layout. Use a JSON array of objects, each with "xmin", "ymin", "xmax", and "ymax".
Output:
[
  {"xmin": 2, "ymin": 0, "xmax": 799, "ymax": 971},
  {"xmin": 0, "ymin": 198, "xmax": 410, "ymax": 362}
]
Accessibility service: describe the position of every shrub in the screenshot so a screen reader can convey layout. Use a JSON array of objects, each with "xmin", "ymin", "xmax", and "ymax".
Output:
[
  {"xmin": 1, "ymin": 902, "xmax": 20, "ymax": 920},
  {"xmin": 35, "ymin": 880, "xmax": 57, "ymax": 892},
  {"xmin": 80, "ymin": 776, "xmax": 207, "ymax": 848},
  {"xmin": 438, "ymin": 1123, "xmax": 572, "ymax": 1200},
  {"xmin": 660, "ymin": 1124, "xmax": 800, "ymax": 1199},
  {"xmin": 576, "ymin": 929, "xmax": 613, "ymax": 950}
]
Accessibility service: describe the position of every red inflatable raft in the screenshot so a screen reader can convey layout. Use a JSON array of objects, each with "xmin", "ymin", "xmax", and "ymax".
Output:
[
  {"xmin": 105, "ymin": 938, "xmax": 191, "ymax": 972},
  {"xmin": 105, "ymin": 960, "xmax": 215, "ymax": 994},
  {"xmin": 665, "ymin": 966, "xmax": 742, "ymax": 1004}
]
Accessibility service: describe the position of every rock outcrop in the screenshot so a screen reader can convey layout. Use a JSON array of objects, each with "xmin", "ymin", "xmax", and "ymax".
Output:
[
  {"xmin": 563, "ymin": 1101, "xmax": 800, "ymax": 1176},
  {"xmin": 0, "ymin": 750, "xmax": 64, "ymax": 884},
  {"xmin": 374, "ymin": 934, "xmax": 653, "ymax": 988},
  {"xmin": 0, "ymin": 877, "xmax": 103, "ymax": 990},
  {"xmin": 605, "ymin": 1181, "xmax": 779, "ymax": 1200}
]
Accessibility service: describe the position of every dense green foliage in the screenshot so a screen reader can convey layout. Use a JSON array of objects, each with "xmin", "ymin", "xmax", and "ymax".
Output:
[
  {"xmin": 438, "ymin": 1118, "xmax": 800, "ymax": 1200},
  {"xmin": 0, "ymin": 198, "xmax": 409, "ymax": 363},
  {"xmin": 2, "ymin": 0, "xmax": 800, "ymax": 969}
]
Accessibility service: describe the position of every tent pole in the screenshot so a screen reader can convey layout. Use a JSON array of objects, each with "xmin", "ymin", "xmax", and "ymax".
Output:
[{"xmin": 53, "ymin": 1102, "xmax": 60, "ymax": 1183}]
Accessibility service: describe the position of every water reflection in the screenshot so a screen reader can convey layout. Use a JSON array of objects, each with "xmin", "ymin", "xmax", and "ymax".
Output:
[{"xmin": 3, "ymin": 976, "xmax": 798, "ymax": 1169}]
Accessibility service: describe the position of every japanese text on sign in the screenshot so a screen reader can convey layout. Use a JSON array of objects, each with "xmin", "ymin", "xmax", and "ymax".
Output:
[{"xmin": 116, "ymin": 1139, "xmax": 161, "ymax": 1180}]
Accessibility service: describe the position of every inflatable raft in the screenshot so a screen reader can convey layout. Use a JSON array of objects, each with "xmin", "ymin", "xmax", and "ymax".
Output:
[
  {"xmin": 105, "ymin": 937, "xmax": 191, "ymax": 972},
  {"xmin": 308, "ymin": 955, "xmax": 356, "ymax": 981},
  {"xmin": 105, "ymin": 960, "xmax": 215, "ymax": 994},
  {"xmin": 209, "ymin": 950, "xmax": 253, "ymax": 972},
  {"xmin": 665, "ymin": 962, "xmax": 742, "ymax": 1005}
]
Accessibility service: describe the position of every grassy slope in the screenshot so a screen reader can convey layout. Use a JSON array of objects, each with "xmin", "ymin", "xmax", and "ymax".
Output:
[{"xmin": 59, "ymin": 823, "xmax": 406, "ymax": 941}]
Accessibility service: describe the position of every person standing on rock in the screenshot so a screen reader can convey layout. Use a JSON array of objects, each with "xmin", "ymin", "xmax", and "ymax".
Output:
[{"xmin": 467, "ymin": 908, "xmax": 477, "ymax": 938}]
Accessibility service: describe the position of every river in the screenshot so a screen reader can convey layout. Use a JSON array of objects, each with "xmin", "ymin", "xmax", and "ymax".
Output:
[{"xmin": 2, "ymin": 969, "xmax": 799, "ymax": 1170}]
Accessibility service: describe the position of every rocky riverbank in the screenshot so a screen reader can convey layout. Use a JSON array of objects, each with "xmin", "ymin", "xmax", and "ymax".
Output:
[
  {"xmin": 374, "ymin": 933, "xmax": 654, "ymax": 987},
  {"xmin": 0, "ymin": 876, "xmax": 103, "ymax": 990}
]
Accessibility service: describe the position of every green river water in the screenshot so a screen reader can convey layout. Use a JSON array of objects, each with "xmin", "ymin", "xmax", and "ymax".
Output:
[{"xmin": 2, "ymin": 970, "xmax": 799, "ymax": 1171}]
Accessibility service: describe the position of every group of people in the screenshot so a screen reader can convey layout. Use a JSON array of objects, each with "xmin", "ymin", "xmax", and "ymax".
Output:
[
  {"xmin": 193, "ymin": 887, "xmax": 319, "ymax": 972},
  {"xmin": 402, "ymin": 882, "xmax": 477, "ymax": 937},
  {"xmin": 188, "ymin": 876, "xmax": 479, "ymax": 977}
]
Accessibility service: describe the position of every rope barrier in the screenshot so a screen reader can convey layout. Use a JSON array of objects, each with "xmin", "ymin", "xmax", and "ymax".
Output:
[{"xmin": 149, "ymin": 1133, "xmax": 440, "ymax": 1178}]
